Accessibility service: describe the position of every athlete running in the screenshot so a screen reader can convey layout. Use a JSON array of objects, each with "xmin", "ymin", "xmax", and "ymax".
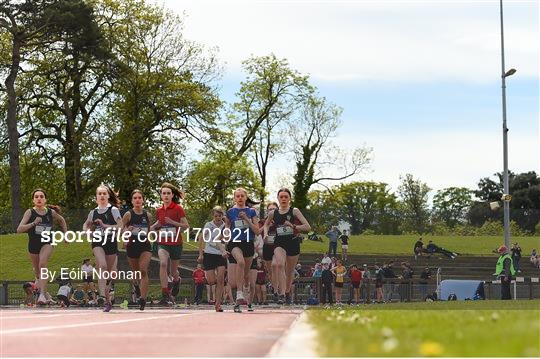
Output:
[
  {"xmin": 197, "ymin": 206, "xmax": 228, "ymax": 312},
  {"xmin": 122, "ymin": 189, "xmax": 152, "ymax": 310},
  {"xmin": 17, "ymin": 189, "xmax": 67, "ymax": 305},
  {"xmin": 83, "ymin": 184, "xmax": 122, "ymax": 312},
  {"xmin": 223, "ymin": 188, "xmax": 260, "ymax": 313},
  {"xmin": 150, "ymin": 182, "xmax": 189, "ymax": 305},
  {"xmin": 264, "ymin": 188, "xmax": 311, "ymax": 305}
]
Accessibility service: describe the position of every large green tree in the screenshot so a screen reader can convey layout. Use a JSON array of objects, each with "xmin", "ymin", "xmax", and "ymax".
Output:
[
  {"xmin": 397, "ymin": 174, "xmax": 431, "ymax": 234},
  {"xmin": 97, "ymin": 0, "xmax": 221, "ymax": 203},
  {"xmin": 432, "ymin": 187, "xmax": 472, "ymax": 228}
]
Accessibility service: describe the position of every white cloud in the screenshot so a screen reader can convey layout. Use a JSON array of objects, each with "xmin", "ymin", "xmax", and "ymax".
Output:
[{"xmin": 156, "ymin": 0, "xmax": 539, "ymax": 83}]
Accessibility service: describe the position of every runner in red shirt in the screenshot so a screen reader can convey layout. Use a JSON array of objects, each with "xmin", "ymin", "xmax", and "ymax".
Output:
[
  {"xmin": 349, "ymin": 264, "xmax": 363, "ymax": 304},
  {"xmin": 150, "ymin": 182, "xmax": 189, "ymax": 305}
]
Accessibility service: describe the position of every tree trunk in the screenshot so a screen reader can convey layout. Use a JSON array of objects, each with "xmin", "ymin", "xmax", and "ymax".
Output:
[
  {"xmin": 5, "ymin": 36, "xmax": 22, "ymax": 231},
  {"xmin": 64, "ymin": 134, "xmax": 83, "ymax": 209}
]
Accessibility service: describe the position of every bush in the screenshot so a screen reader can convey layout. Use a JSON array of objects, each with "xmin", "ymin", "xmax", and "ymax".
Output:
[
  {"xmin": 535, "ymin": 222, "xmax": 540, "ymax": 235},
  {"xmin": 362, "ymin": 229, "xmax": 375, "ymax": 235}
]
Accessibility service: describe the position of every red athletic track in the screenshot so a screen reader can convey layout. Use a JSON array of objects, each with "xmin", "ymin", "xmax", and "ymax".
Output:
[{"xmin": 0, "ymin": 307, "xmax": 302, "ymax": 357}]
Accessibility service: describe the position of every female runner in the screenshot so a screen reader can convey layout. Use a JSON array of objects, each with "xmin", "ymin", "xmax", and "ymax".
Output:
[
  {"xmin": 197, "ymin": 206, "xmax": 228, "ymax": 312},
  {"xmin": 264, "ymin": 188, "xmax": 311, "ymax": 304},
  {"xmin": 122, "ymin": 189, "xmax": 152, "ymax": 310},
  {"xmin": 223, "ymin": 188, "xmax": 259, "ymax": 312},
  {"xmin": 17, "ymin": 189, "xmax": 67, "ymax": 305},
  {"xmin": 150, "ymin": 182, "xmax": 189, "ymax": 305},
  {"xmin": 83, "ymin": 184, "xmax": 122, "ymax": 312}
]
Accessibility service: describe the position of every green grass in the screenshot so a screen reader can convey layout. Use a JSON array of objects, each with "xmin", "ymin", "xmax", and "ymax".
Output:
[
  {"xmin": 2, "ymin": 233, "xmax": 539, "ymax": 280},
  {"xmin": 308, "ymin": 301, "xmax": 540, "ymax": 357},
  {"xmin": 0, "ymin": 234, "xmax": 95, "ymax": 281}
]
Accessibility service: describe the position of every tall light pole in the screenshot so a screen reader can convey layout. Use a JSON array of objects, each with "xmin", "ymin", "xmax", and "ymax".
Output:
[{"xmin": 499, "ymin": 0, "xmax": 516, "ymax": 248}]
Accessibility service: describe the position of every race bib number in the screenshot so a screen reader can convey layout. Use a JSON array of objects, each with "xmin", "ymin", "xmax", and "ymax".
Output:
[
  {"xmin": 35, "ymin": 224, "xmax": 51, "ymax": 234},
  {"xmin": 160, "ymin": 226, "xmax": 177, "ymax": 239},
  {"xmin": 266, "ymin": 235, "xmax": 275, "ymax": 244},
  {"xmin": 234, "ymin": 219, "xmax": 248, "ymax": 230},
  {"xmin": 276, "ymin": 225, "xmax": 293, "ymax": 237},
  {"xmin": 132, "ymin": 226, "xmax": 147, "ymax": 237}
]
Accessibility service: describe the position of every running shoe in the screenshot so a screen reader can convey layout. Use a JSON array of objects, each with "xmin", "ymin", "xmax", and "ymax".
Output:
[
  {"xmin": 171, "ymin": 279, "xmax": 180, "ymax": 297},
  {"xmin": 236, "ymin": 292, "xmax": 247, "ymax": 305},
  {"xmin": 247, "ymin": 304, "xmax": 254, "ymax": 312},
  {"xmin": 158, "ymin": 294, "xmax": 172, "ymax": 306},
  {"xmin": 215, "ymin": 304, "xmax": 223, "ymax": 312},
  {"xmin": 138, "ymin": 298, "xmax": 146, "ymax": 311},
  {"xmin": 233, "ymin": 304, "xmax": 242, "ymax": 313},
  {"xmin": 285, "ymin": 293, "xmax": 292, "ymax": 305},
  {"xmin": 103, "ymin": 302, "xmax": 113, "ymax": 312},
  {"xmin": 134, "ymin": 284, "xmax": 141, "ymax": 297},
  {"xmin": 36, "ymin": 294, "xmax": 47, "ymax": 306}
]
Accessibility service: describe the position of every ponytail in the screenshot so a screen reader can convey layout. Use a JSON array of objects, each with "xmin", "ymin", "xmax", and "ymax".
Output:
[{"xmin": 97, "ymin": 184, "xmax": 120, "ymax": 207}]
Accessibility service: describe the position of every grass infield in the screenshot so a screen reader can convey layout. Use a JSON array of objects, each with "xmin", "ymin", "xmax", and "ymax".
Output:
[
  {"xmin": 308, "ymin": 300, "xmax": 540, "ymax": 357},
  {"xmin": 1, "ymin": 233, "xmax": 539, "ymax": 280}
]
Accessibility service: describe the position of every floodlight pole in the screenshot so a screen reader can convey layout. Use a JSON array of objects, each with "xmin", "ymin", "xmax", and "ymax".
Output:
[{"xmin": 499, "ymin": 0, "xmax": 512, "ymax": 249}]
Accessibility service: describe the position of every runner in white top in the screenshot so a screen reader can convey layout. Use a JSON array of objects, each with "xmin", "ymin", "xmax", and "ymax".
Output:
[{"xmin": 197, "ymin": 206, "xmax": 228, "ymax": 312}]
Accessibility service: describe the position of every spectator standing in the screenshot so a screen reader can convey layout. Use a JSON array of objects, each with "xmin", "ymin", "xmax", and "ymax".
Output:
[
  {"xmin": 414, "ymin": 237, "xmax": 424, "ymax": 260},
  {"xmin": 321, "ymin": 253, "xmax": 332, "ymax": 267},
  {"xmin": 331, "ymin": 260, "xmax": 346, "ymax": 305},
  {"xmin": 192, "ymin": 264, "xmax": 206, "ymax": 305},
  {"xmin": 360, "ymin": 264, "xmax": 371, "ymax": 303},
  {"xmin": 382, "ymin": 262, "xmax": 398, "ymax": 302},
  {"xmin": 321, "ymin": 264, "xmax": 333, "ymax": 304},
  {"xmin": 419, "ymin": 267, "xmax": 431, "ymax": 300},
  {"xmin": 495, "ymin": 245, "xmax": 515, "ymax": 300},
  {"xmin": 349, "ymin": 264, "xmax": 362, "ymax": 304},
  {"xmin": 339, "ymin": 230, "xmax": 350, "ymax": 262},
  {"xmin": 325, "ymin": 226, "xmax": 340, "ymax": 257},
  {"xmin": 312, "ymin": 263, "xmax": 323, "ymax": 278},
  {"xmin": 511, "ymin": 243, "xmax": 522, "ymax": 273},
  {"xmin": 374, "ymin": 264, "xmax": 384, "ymax": 303},
  {"xmin": 399, "ymin": 262, "xmax": 413, "ymax": 302}
]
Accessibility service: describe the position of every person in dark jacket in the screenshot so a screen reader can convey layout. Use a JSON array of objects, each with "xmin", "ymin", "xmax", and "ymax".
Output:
[
  {"xmin": 494, "ymin": 245, "xmax": 515, "ymax": 300},
  {"xmin": 426, "ymin": 240, "xmax": 458, "ymax": 259},
  {"xmin": 321, "ymin": 263, "xmax": 334, "ymax": 304}
]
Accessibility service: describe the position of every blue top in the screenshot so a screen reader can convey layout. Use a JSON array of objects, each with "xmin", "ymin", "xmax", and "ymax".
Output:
[{"xmin": 227, "ymin": 207, "xmax": 257, "ymax": 242}]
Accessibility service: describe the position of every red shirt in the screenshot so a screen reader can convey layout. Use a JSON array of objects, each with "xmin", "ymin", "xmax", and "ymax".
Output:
[
  {"xmin": 193, "ymin": 268, "xmax": 205, "ymax": 285},
  {"xmin": 350, "ymin": 269, "xmax": 362, "ymax": 283},
  {"xmin": 156, "ymin": 202, "xmax": 186, "ymax": 246}
]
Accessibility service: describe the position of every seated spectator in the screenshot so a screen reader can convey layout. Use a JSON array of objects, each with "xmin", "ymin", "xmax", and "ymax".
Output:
[
  {"xmin": 70, "ymin": 284, "xmax": 86, "ymax": 306},
  {"xmin": 414, "ymin": 237, "xmax": 426, "ymax": 260},
  {"xmin": 22, "ymin": 281, "xmax": 38, "ymax": 306},
  {"xmin": 530, "ymin": 249, "xmax": 538, "ymax": 267},
  {"xmin": 57, "ymin": 281, "xmax": 72, "ymax": 307}
]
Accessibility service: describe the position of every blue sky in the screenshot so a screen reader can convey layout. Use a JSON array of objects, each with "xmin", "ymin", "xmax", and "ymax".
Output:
[{"xmin": 157, "ymin": 0, "xmax": 539, "ymax": 196}]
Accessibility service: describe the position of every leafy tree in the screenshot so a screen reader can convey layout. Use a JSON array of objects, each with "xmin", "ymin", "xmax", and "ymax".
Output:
[
  {"xmin": 432, "ymin": 187, "xmax": 472, "ymax": 228},
  {"xmin": 213, "ymin": 54, "xmax": 312, "ymax": 209},
  {"xmin": 397, "ymin": 174, "xmax": 431, "ymax": 234},
  {"xmin": 1, "ymin": 0, "xmax": 98, "ymax": 226},
  {"xmin": 291, "ymin": 96, "xmax": 371, "ymax": 210},
  {"xmin": 96, "ymin": 0, "xmax": 221, "ymax": 203}
]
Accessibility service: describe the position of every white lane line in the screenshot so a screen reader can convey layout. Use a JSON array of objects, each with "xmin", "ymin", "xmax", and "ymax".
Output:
[
  {"xmin": 1, "ymin": 312, "xmax": 197, "ymax": 335},
  {"xmin": 266, "ymin": 311, "xmax": 318, "ymax": 357},
  {"xmin": 1, "ymin": 312, "xmax": 97, "ymax": 320}
]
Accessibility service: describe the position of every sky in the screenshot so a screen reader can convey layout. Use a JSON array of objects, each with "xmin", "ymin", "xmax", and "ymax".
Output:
[{"xmin": 154, "ymin": 0, "xmax": 539, "ymax": 197}]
